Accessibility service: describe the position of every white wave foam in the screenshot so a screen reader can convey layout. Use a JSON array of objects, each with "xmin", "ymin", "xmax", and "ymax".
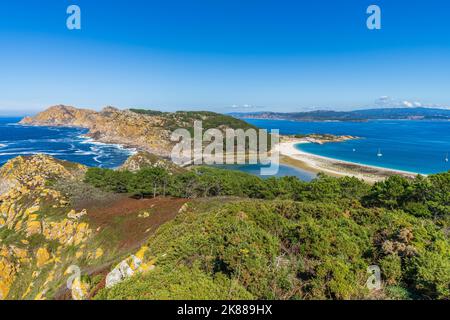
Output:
[
  {"xmin": 1, "ymin": 127, "xmax": 137, "ymax": 168},
  {"xmin": 93, "ymin": 155, "xmax": 103, "ymax": 164}
]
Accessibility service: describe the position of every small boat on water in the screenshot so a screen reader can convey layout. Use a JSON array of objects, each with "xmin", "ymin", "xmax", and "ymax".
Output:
[
  {"xmin": 377, "ymin": 148, "xmax": 383, "ymax": 157},
  {"xmin": 445, "ymin": 153, "xmax": 449, "ymax": 163}
]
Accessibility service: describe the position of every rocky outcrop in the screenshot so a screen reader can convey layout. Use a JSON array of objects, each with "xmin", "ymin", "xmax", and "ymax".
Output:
[
  {"xmin": 119, "ymin": 151, "xmax": 185, "ymax": 174},
  {"xmin": 21, "ymin": 105, "xmax": 175, "ymax": 156},
  {"xmin": 0, "ymin": 155, "xmax": 99, "ymax": 300},
  {"xmin": 105, "ymin": 246, "xmax": 156, "ymax": 288},
  {"xmin": 21, "ymin": 105, "xmax": 97, "ymax": 128}
]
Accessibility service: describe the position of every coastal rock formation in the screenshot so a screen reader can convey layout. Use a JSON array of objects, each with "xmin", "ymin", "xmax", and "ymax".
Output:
[
  {"xmin": 20, "ymin": 105, "xmax": 258, "ymax": 157},
  {"xmin": 0, "ymin": 155, "xmax": 97, "ymax": 300},
  {"xmin": 21, "ymin": 105, "xmax": 97, "ymax": 127},
  {"xmin": 21, "ymin": 105, "xmax": 173, "ymax": 156},
  {"xmin": 119, "ymin": 151, "xmax": 185, "ymax": 174}
]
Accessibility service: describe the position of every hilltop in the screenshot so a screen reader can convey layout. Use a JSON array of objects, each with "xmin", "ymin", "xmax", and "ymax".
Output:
[
  {"xmin": 1, "ymin": 154, "xmax": 449, "ymax": 300},
  {"xmin": 230, "ymin": 107, "xmax": 450, "ymax": 122},
  {"xmin": 20, "ymin": 105, "xmax": 259, "ymax": 157}
]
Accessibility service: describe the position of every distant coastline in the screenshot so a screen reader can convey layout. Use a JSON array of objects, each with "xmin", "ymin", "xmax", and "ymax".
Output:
[{"xmin": 231, "ymin": 107, "xmax": 450, "ymax": 122}]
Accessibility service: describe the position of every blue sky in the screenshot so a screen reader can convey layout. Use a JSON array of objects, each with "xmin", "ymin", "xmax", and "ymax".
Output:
[{"xmin": 1, "ymin": 0, "xmax": 450, "ymax": 115}]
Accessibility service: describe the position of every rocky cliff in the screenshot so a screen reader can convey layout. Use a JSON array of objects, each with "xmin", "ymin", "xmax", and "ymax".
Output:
[{"xmin": 21, "ymin": 105, "xmax": 174, "ymax": 156}]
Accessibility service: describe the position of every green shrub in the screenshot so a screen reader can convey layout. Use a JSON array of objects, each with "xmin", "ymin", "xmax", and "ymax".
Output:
[{"xmin": 380, "ymin": 254, "xmax": 403, "ymax": 285}]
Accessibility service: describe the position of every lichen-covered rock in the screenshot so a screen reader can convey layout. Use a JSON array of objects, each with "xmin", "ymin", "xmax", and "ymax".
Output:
[
  {"xmin": 36, "ymin": 248, "xmax": 50, "ymax": 268},
  {"xmin": 105, "ymin": 246, "xmax": 156, "ymax": 288},
  {"xmin": 120, "ymin": 151, "xmax": 184, "ymax": 174},
  {"xmin": 138, "ymin": 211, "xmax": 151, "ymax": 218},
  {"xmin": 71, "ymin": 277, "xmax": 90, "ymax": 300},
  {"xmin": 0, "ymin": 258, "xmax": 16, "ymax": 299},
  {"xmin": 86, "ymin": 247, "xmax": 104, "ymax": 261},
  {"xmin": 26, "ymin": 220, "xmax": 42, "ymax": 237},
  {"xmin": 67, "ymin": 209, "xmax": 87, "ymax": 220},
  {"xmin": 0, "ymin": 155, "xmax": 96, "ymax": 300}
]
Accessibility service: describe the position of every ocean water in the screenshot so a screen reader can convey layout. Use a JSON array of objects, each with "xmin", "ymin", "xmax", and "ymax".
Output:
[
  {"xmin": 245, "ymin": 119, "xmax": 450, "ymax": 175},
  {"xmin": 5, "ymin": 117, "xmax": 448, "ymax": 178},
  {"xmin": 0, "ymin": 118, "xmax": 136, "ymax": 168}
]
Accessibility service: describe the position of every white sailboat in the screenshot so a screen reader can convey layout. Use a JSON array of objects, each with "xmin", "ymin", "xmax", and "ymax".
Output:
[
  {"xmin": 377, "ymin": 148, "xmax": 383, "ymax": 157},
  {"xmin": 445, "ymin": 153, "xmax": 449, "ymax": 163}
]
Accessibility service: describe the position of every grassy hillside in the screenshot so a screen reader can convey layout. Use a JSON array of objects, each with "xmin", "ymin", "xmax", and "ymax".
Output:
[
  {"xmin": 96, "ymin": 197, "xmax": 449, "ymax": 300},
  {"xmin": 1, "ymin": 154, "xmax": 448, "ymax": 300},
  {"xmin": 86, "ymin": 166, "xmax": 450, "ymax": 300}
]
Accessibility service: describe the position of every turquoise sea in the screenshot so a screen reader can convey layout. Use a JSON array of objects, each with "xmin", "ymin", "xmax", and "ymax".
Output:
[
  {"xmin": 245, "ymin": 119, "xmax": 450, "ymax": 175},
  {"xmin": 3, "ymin": 117, "xmax": 448, "ymax": 179}
]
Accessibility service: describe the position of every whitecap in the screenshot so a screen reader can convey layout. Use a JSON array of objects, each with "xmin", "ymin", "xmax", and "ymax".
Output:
[
  {"xmin": 93, "ymin": 155, "xmax": 103, "ymax": 164},
  {"xmin": 74, "ymin": 150, "xmax": 96, "ymax": 155}
]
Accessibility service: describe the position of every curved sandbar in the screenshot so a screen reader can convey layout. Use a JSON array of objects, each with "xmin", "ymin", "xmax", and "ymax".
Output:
[{"xmin": 276, "ymin": 138, "xmax": 420, "ymax": 183}]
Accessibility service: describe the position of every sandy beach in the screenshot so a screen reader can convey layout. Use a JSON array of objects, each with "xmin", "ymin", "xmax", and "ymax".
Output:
[{"xmin": 276, "ymin": 138, "xmax": 419, "ymax": 183}]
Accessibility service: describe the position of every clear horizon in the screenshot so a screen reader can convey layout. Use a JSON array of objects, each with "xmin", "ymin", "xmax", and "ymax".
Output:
[
  {"xmin": 1, "ymin": 0, "xmax": 450, "ymax": 114},
  {"xmin": 2, "ymin": 104, "xmax": 450, "ymax": 118}
]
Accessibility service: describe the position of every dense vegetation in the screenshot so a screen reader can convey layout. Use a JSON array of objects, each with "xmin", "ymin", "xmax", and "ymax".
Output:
[
  {"xmin": 130, "ymin": 109, "xmax": 259, "ymax": 133},
  {"xmin": 85, "ymin": 166, "xmax": 449, "ymax": 220},
  {"xmin": 85, "ymin": 166, "xmax": 371, "ymax": 201},
  {"xmin": 86, "ymin": 167, "xmax": 450, "ymax": 300},
  {"xmin": 130, "ymin": 108, "xmax": 272, "ymax": 150}
]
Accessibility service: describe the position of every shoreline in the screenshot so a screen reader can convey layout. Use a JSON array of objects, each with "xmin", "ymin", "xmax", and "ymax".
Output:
[
  {"xmin": 13, "ymin": 121, "xmax": 423, "ymax": 182},
  {"xmin": 20, "ymin": 122, "xmax": 141, "ymax": 154},
  {"xmin": 19, "ymin": 122, "xmax": 169, "ymax": 158},
  {"xmin": 276, "ymin": 139, "xmax": 420, "ymax": 183}
]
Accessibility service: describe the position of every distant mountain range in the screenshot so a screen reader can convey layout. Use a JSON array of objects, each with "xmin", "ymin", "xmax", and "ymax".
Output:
[{"xmin": 230, "ymin": 107, "xmax": 450, "ymax": 121}]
